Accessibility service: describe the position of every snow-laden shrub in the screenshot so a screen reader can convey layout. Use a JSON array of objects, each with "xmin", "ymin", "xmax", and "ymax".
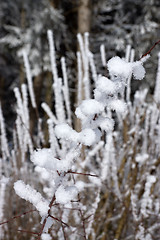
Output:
[{"xmin": 0, "ymin": 31, "xmax": 160, "ymax": 239}]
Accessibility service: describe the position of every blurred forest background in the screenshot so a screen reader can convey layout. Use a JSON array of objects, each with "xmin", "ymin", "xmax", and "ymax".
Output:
[
  {"xmin": 0, "ymin": 0, "xmax": 160, "ymax": 240},
  {"xmin": 0, "ymin": 0, "xmax": 160, "ymax": 134}
]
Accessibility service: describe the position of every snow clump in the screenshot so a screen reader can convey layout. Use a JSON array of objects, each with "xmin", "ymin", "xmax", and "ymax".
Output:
[
  {"xmin": 41, "ymin": 233, "xmax": 52, "ymax": 240},
  {"xmin": 107, "ymin": 56, "xmax": 133, "ymax": 80},
  {"xmin": 55, "ymin": 124, "xmax": 97, "ymax": 146},
  {"xmin": 108, "ymin": 99, "xmax": 127, "ymax": 113},
  {"xmin": 55, "ymin": 185, "xmax": 78, "ymax": 205},
  {"xmin": 107, "ymin": 56, "xmax": 146, "ymax": 81},
  {"xmin": 31, "ymin": 148, "xmax": 79, "ymax": 172},
  {"xmin": 55, "ymin": 123, "xmax": 78, "ymax": 142},
  {"xmin": 95, "ymin": 76, "xmax": 116, "ymax": 95},
  {"xmin": 75, "ymin": 99, "xmax": 104, "ymax": 120},
  {"xmin": 14, "ymin": 180, "xmax": 49, "ymax": 217}
]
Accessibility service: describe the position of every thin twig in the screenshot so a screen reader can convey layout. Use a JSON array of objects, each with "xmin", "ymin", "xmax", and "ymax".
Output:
[
  {"xmin": 0, "ymin": 209, "xmax": 36, "ymax": 226},
  {"xmin": 79, "ymin": 208, "xmax": 87, "ymax": 240},
  {"xmin": 61, "ymin": 222, "xmax": 67, "ymax": 240},
  {"xmin": 59, "ymin": 207, "xmax": 68, "ymax": 240},
  {"xmin": 140, "ymin": 39, "xmax": 160, "ymax": 59},
  {"xmin": 17, "ymin": 229, "xmax": 39, "ymax": 235},
  {"xmin": 36, "ymin": 195, "xmax": 56, "ymax": 240},
  {"xmin": 49, "ymin": 214, "xmax": 69, "ymax": 228},
  {"xmin": 68, "ymin": 170, "xmax": 98, "ymax": 178}
]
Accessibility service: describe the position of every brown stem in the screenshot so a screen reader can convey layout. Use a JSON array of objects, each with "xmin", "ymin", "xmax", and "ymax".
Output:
[
  {"xmin": 79, "ymin": 208, "xmax": 87, "ymax": 240},
  {"xmin": 49, "ymin": 214, "xmax": 69, "ymax": 227},
  {"xmin": 0, "ymin": 209, "xmax": 36, "ymax": 226},
  {"xmin": 140, "ymin": 39, "xmax": 160, "ymax": 60},
  {"xmin": 61, "ymin": 222, "xmax": 67, "ymax": 240},
  {"xmin": 77, "ymin": 192, "xmax": 87, "ymax": 240},
  {"xmin": 68, "ymin": 170, "xmax": 98, "ymax": 178},
  {"xmin": 17, "ymin": 229, "xmax": 39, "ymax": 235},
  {"xmin": 36, "ymin": 195, "xmax": 56, "ymax": 240}
]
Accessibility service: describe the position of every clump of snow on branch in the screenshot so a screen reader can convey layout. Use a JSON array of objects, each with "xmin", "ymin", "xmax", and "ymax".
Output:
[
  {"xmin": 96, "ymin": 76, "xmax": 116, "ymax": 94},
  {"xmin": 107, "ymin": 56, "xmax": 148, "ymax": 81},
  {"xmin": 14, "ymin": 180, "xmax": 49, "ymax": 217},
  {"xmin": 75, "ymin": 99, "xmax": 104, "ymax": 120},
  {"xmin": 41, "ymin": 233, "xmax": 52, "ymax": 240},
  {"xmin": 31, "ymin": 148, "xmax": 79, "ymax": 172},
  {"xmin": 55, "ymin": 185, "xmax": 78, "ymax": 205}
]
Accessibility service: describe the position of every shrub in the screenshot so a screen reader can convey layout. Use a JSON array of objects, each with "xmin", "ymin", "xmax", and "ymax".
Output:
[{"xmin": 0, "ymin": 31, "xmax": 160, "ymax": 240}]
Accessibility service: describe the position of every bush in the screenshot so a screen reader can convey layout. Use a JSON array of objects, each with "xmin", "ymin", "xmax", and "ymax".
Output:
[{"xmin": 0, "ymin": 31, "xmax": 160, "ymax": 240}]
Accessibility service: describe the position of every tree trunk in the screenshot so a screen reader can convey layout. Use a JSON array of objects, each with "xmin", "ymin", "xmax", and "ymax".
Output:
[
  {"xmin": 75, "ymin": 0, "xmax": 91, "ymax": 133},
  {"xmin": 78, "ymin": 0, "xmax": 91, "ymax": 34}
]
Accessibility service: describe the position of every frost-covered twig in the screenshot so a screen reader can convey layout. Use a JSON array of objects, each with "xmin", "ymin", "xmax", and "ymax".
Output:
[
  {"xmin": 140, "ymin": 39, "xmax": 160, "ymax": 59},
  {"xmin": 23, "ymin": 51, "xmax": 37, "ymax": 109},
  {"xmin": 0, "ymin": 103, "xmax": 10, "ymax": 161}
]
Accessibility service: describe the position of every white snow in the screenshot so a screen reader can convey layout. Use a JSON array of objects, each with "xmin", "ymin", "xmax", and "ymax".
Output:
[
  {"xmin": 107, "ymin": 56, "xmax": 146, "ymax": 81},
  {"xmin": 55, "ymin": 124, "xmax": 97, "ymax": 146},
  {"xmin": 107, "ymin": 56, "xmax": 132, "ymax": 80},
  {"xmin": 35, "ymin": 166, "xmax": 52, "ymax": 181},
  {"xmin": 96, "ymin": 76, "xmax": 116, "ymax": 94},
  {"xmin": 140, "ymin": 175, "xmax": 156, "ymax": 217},
  {"xmin": 41, "ymin": 233, "xmax": 52, "ymax": 240},
  {"xmin": 31, "ymin": 148, "xmax": 56, "ymax": 169},
  {"xmin": 108, "ymin": 99, "xmax": 127, "ymax": 113},
  {"xmin": 98, "ymin": 117, "xmax": 114, "ymax": 132},
  {"xmin": 79, "ymin": 128, "xmax": 96, "ymax": 146},
  {"xmin": 32, "ymin": 148, "xmax": 79, "ymax": 172},
  {"xmin": 55, "ymin": 185, "xmax": 78, "ymax": 204},
  {"xmin": 75, "ymin": 99, "xmax": 104, "ymax": 120},
  {"xmin": 135, "ymin": 153, "xmax": 149, "ymax": 165},
  {"xmin": 14, "ymin": 180, "xmax": 49, "ymax": 217},
  {"xmin": 55, "ymin": 123, "xmax": 78, "ymax": 142},
  {"xmin": 75, "ymin": 181, "xmax": 85, "ymax": 191},
  {"xmin": 132, "ymin": 62, "xmax": 146, "ymax": 80}
]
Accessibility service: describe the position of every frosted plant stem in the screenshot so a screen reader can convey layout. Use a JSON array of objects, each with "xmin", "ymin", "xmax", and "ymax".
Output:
[
  {"xmin": 47, "ymin": 119, "xmax": 56, "ymax": 156},
  {"xmin": 84, "ymin": 32, "xmax": 90, "ymax": 99},
  {"xmin": 77, "ymin": 33, "xmax": 90, "ymax": 99},
  {"xmin": 0, "ymin": 103, "xmax": 10, "ymax": 161},
  {"xmin": 125, "ymin": 45, "xmax": 131, "ymax": 62},
  {"xmin": 142, "ymin": 108, "xmax": 150, "ymax": 153},
  {"xmin": 77, "ymin": 34, "xmax": 86, "ymax": 73},
  {"xmin": 41, "ymin": 102, "xmax": 58, "ymax": 125},
  {"xmin": 86, "ymin": 188, "xmax": 100, "ymax": 238},
  {"xmin": 126, "ymin": 49, "xmax": 135, "ymax": 102},
  {"xmin": 154, "ymin": 52, "xmax": 160, "ymax": 103},
  {"xmin": 89, "ymin": 51, "xmax": 97, "ymax": 83},
  {"xmin": 77, "ymin": 51, "xmax": 83, "ymax": 105},
  {"xmin": 11, "ymin": 150, "xmax": 17, "ymax": 174},
  {"xmin": 21, "ymin": 84, "xmax": 29, "ymax": 129},
  {"xmin": 61, "ymin": 57, "xmax": 71, "ymax": 124},
  {"xmin": 37, "ymin": 118, "xmax": 45, "ymax": 147},
  {"xmin": 21, "ymin": 84, "xmax": 34, "ymax": 153},
  {"xmin": 16, "ymin": 116, "xmax": 24, "ymax": 161},
  {"xmin": 47, "ymin": 30, "xmax": 58, "ymax": 84},
  {"xmin": 47, "ymin": 30, "xmax": 65, "ymax": 123},
  {"xmin": 23, "ymin": 51, "xmax": 37, "ymax": 109},
  {"xmin": 0, "ymin": 177, "xmax": 9, "ymax": 238},
  {"xmin": 100, "ymin": 44, "xmax": 107, "ymax": 67}
]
